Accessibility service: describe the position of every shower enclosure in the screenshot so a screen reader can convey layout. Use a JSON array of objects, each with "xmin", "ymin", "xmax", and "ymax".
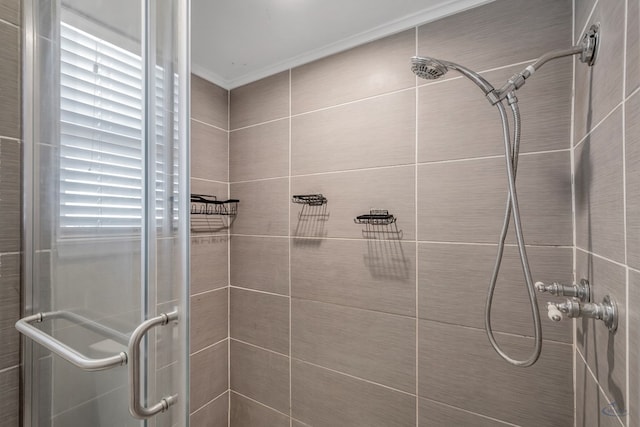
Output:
[{"xmin": 20, "ymin": 0, "xmax": 190, "ymax": 425}]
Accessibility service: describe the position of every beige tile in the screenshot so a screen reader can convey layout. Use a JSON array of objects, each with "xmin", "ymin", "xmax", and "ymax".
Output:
[
  {"xmin": 230, "ymin": 118, "xmax": 289, "ymax": 182},
  {"xmin": 0, "ymin": 327, "xmax": 18, "ymax": 371},
  {"xmin": 418, "ymin": 398, "xmax": 513, "ymax": 427},
  {"xmin": 230, "ymin": 340, "xmax": 290, "ymax": 414},
  {"xmin": 0, "ymin": 139, "xmax": 20, "ymax": 252},
  {"xmin": 0, "ymin": 253, "xmax": 19, "ymax": 331},
  {"xmin": 291, "ymin": 90, "xmax": 415, "ymax": 175},
  {"xmin": 291, "ymin": 238, "xmax": 415, "ymax": 316},
  {"xmin": 419, "ymin": 321, "xmax": 572, "ymax": 426},
  {"xmin": 291, "ymin": 359, "xmax": 416, "ymax": 427},
  {"xmin": 190, "ymin": 339, "xmax": 228, "ymax": 413},
  {"xmin": 573, "ymin": 0, "xmax": 625, "ymax": 143},
  {"xmin": 0, "ymin": 22, "xmax": 20, "ymax": 139},
  {"xmin": 191, "ymin": 119, "xmax": 228, "ymax": 183},
  {"xmin": 575, "ymin": 0, "xmax": 598, "ymax": 41},
  {"xmin": 230, "ymin": 178, "xmax": 289, "ymax": 236},
  {"xmin": 230, "ymin": 287, "xmax": 289, "ymax": 354},
  {"xmin": 575, "ymin": 107, "xmax": 625, "ymax": 263},
  {"xmin": 291, "ymin": 29, "xmax": 415, "ymax": 114},
  {"xmin": 626, "ymin": 92, "xmax": 640, "ymax": 269},
  {"xmin": 191, "ymin": 234, "xmax": 229, "ymax": 295},
  {"xmin": 291, "ymin": 166, "xmax": 415, "ymax": 240},
  {"xmin": 190, "ymin": 288, "xmax": 228, "ymax": 353},
  {"xmin": 230, "ymin": 392, "xmax": 290, "ymax": 427},
  {"xmin": 230, "ymin": 235, "xmax": 289, "ymax": 295},
  {"xmin": 418, "ymin": 151, "xmax": 572, "ymax": 245},
  {"xmin": 418, "ymin": 243, "xmax": 572, "ymax": 343},
  {"xmin": 0, "ymin": 0, "xmax": 19, "ymax": 26},
  {"xmin": 191, "ymin": 74, "xmax": 228, "ymax": 130},
  {"xmin": 230, "ymin": 71, "xmax": 289, "ymax": 130},
  {"xmin": 190, "ymin": 391, "xmax": 228, "ymax": 427},
  {"xmin": 0, "ymin": 367, "xmax": 19, "ymax": 427},
  {"xmin": 576, "ymin": 250, "xmax": 627, "ymax": 413},
  {"xmin": 418, "ymin": 59, "xmax": 572, "ymax": 162},
  {"xmin": 629, "ymin": 269, "xmax": 640, "ymax": 427},
  {"xmin": 627, "ymin": 0, "xmax": 640, "ymax": 96},
  {"xmin": 418, "ymin": 0, "xmax": 570, "ymax": 77},
  {"xmin": 292, "ymin": 299, "xmax": 415, "ymax": 393},
  {"xmin": 575, "ymin": 354, "xmax": 626, "ymax": 427}
]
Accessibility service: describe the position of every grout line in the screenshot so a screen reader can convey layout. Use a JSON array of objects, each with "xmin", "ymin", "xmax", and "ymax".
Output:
[
  {"xmin": 229, "ymin": 116, "xmax": 289, "ymax": 134},
  {"xmin": 226, "ymin": 86, "xmax": 232, "ymax": 427},
  {"xmin": 0, "ymin": 17, "xmax": 19, "ymax": 29},
  {"xmin": 230, "ymin": 285, "xmax": 289, "ymax": 299},
  {"xmin": 190, "ymin": 176, "xmax": 228, "ymax": 185},
  {"xmin": 414, "ymin": 23, "xmax": 420, "ymax": 427},
  {"xmin": 190, "ymin": 337, "xmax": 228, "ymax": 357},
  {"xmin": 0, "ymin": 136, "xmax": 21, "ymax": 143},
  {"xmin": 231, "ymin": 337, "xmax": 289, "ymax": 359},
  {"xmin": 231, "ymin": 391, "xmax": 292, "ymax": 420},
  {"xmin": 190, "ymin": 286, "xmax": 228, "ymax": 299},
  {"xmin": 420, "ymin": 397, "xmax": 521, "ymax": 427},
  {"xmin": 191, "ymin": 117, "xmax": 227, "ymax": 133},
  {"xmin": 626, "ymin": 85, "xmax": 640, "ymax": 102},
  {"xmin": 574, "ymin": 100, "xmax": 624, "ymax": 149},
  {"xmin": 570, "ymin": 2, "xmax": 578, "ymax": 424},
  {"xmin": 288, "ymin": 66, "xmax": 293, "ymax": 425},
  {"xmin": 575, "ymin": 247, "xmax": 629, "ymax": 269},
  {"xmin": 190, "ymin": 389, "xmax": 228, "ymax": 416},
  {"xmin": 622, "ymin": 2, "xmax": 630, "ymax": 424},
  {"xmin": 577, "ymin": 0, "xmax": 600, "ymax": 41},
  {"xmin": 0, "ymin": 365, "xmax": 19, "ymax": 375}
]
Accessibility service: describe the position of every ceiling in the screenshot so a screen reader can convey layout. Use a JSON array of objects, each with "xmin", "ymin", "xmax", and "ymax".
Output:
[{"xmin": 191, "ymin": 0, "xmax": 493, "ymax": 89}]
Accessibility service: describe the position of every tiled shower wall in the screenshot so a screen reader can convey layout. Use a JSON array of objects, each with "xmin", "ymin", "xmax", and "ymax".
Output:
[
  {"xmin": 0, "ymin": 0, "xmax": 21, "ymax": 425},
  {"xmin": 189, "ymin": 75, "xmax": 230, "ymax": 426},
  {"xmin": 573, "ymin": 0, "xmax": 638, "ymax": 426},
  {"xmin": 227, "ymin": 0, "xmax": 575, "ymax": 425}
]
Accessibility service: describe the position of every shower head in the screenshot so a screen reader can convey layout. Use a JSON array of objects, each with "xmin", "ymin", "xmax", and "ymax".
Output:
[{"xmin": 410, "ymin": 56, "xmax": 448, "ymax": 80}]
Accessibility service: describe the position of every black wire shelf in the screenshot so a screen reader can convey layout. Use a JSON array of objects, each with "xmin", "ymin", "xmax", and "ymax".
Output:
[
  {"xmin": 292, "ymin": 194, "xmax": 327, "ymax": 206},
  {"xmin": 354, "ymin": 209, "xmax": 396, "ymax": 225},
  {"xmin": 190, "ymin": 194, "xmax": 239, "ymax": 216}
]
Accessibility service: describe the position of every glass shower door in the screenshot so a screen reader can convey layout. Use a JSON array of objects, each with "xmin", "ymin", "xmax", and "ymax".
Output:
[{"xmin": 20, "ymin": 0, "xmax": 190, "ymax": 426}]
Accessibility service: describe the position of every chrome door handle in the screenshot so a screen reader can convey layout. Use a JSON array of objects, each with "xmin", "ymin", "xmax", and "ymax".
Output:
[
  {"xmin": 16, "ymin": 309, "xmax": 180, "ymax": 419},
  {"xmin": 128, "ymin": 310, "xmax": 179, "ymax": 419},
  {"xmin": 15, "ymin": 311, "xmax": 128, "ymax": 371}
]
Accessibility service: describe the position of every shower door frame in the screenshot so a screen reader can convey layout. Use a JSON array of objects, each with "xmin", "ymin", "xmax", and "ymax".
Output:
[{"xmin": 20, "ymin": 0, "xmax": 191, "ymax": 425}]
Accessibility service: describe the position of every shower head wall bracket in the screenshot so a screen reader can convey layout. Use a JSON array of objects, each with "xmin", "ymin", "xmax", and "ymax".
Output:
[{"xmin": 580, "ymin": 23, "xmax": 600, "ymax": 66}]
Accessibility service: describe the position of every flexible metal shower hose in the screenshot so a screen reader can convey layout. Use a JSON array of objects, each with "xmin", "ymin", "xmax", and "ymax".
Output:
[{"xmin": 484, "ymin": 96, "xmax": 542, "ymax": 367}]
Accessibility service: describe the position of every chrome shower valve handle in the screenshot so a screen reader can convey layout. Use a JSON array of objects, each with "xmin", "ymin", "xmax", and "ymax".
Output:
[
  {"xmin": 535, "ymin": 279, "xmax": 590, "ymax": 302},
  {"xmin": 545, "ymin": 296, "xmax": 618, "ymax": 333}
]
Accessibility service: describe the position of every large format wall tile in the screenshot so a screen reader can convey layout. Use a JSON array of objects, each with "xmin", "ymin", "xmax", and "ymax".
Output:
[
  {"xmin": 191, "ymin": 74, "xmax": 228, "ymax": 130},
  {"xmin": 0, "ymin": 253, "xmax": 20, "ymax": 372},
  {"xmin": 291, "ymin": 238, "xmax": 415, "ymax": 316},
  {"xmin": 291, "ymin": 360, "xmax": 416, "ymax": 427},
  {"xmin": 291, "ymin": 166, "xmax": 415, "ymax": 240},
  {"xmin": 231, "ymin": 71, "xmax": 289, "ymax": 130},
  {"xmin": 575, "ymin": 354, "xmax": 625, "ymax": 427},
  {"xmin": 230, "ymin": 287, "xmax": 289, "ymax": 354},
  {"xmin": 418, "ymin": 398, "xmax": 513, "ymax": 427},
  {"xmin": 191, "ymin": 119, "xmax": 228, "ymax": 182},
  {"xmin": 230, "ymin": 340, "xmax": 290, "ymax": 414},
  {"xmin": 230, "ymin": 392, "xmax": 290, "ymax": 427},
  {"xmin": 575, "ymin": 250, "xmax": 627, "ymax": 413},
  {"xmin": 418, "ymin": 151, "xmax": 572, "ymax": 245},
  {"xmin": 573, "ymin": 0, "xmax": 625, "ymax": 143},
  {"xmin": 291, "ymin": 29, "xmax": 415, "ymax": 114},
  {"xmin": 230, "ymin": 119, "xmax": 289, "ymax": 182},
  {"xmin": 627, "ymin": 0, "xmax": 640, "ymax": 96},
  {"xmin": 630, "ymin": 269, "xmax": 640, "ymax": 427},
  {"xmin": 418, "ymin": 59, "xmax": 572, "ymax": 162},
  {"xmin": 626, "ymin": 92, "xmax": 640, "ymax": 270},
  {"xmin": 575, "ymin": 107, "xmax": 625, "ymax": 263},
  {"xmin": 230, "ymin": 235, "xmax": 289, "ymax": 295},
  {"xmin": 0, "ymin": 139, "xmax": 20, "ymax": 252},
  {"xmin": 191, "ymin": 392, "xmax": 228, "ymax": 427},
  {"xmin": 292, "ymin": 299, "xmax": 415, "ymax": 393},
  {"xmin": 0, "ymin": 367, "xmax": 19, "ymax": 426},
  {"xmin": 190, "ymin": 340, "xmax": 228, "ymax": 413},
  {"xmin": 191, "ymin": 288, "xmax": 228, "ymax": 353},
  {"xmin": 419, "ymin": 321, "xmax": 572, "ymax": 426},
  {"xmin": 191, "ymin": 234, "xmax": 228, "ymax": 295},
  {"xmin": 0, "ymin": 22, "xmax": 20, "ymax": 139},
  {"xmin": 418, "ymin": 243, "xmax": 572, "ymax": 342},
  {"xmin": 230, "ymin": 178, "xmax": 289, "ymax": 236},
  {"xmin": 292, "ymin": 90, "xmax": 415, "ymax": 175},
  {"xmin": 417, "ymin": 0, "xmax": 570, "ymax": 76}
]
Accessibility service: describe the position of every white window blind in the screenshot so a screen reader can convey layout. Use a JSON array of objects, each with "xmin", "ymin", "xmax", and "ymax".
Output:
[{"xmin": 59, "ymin": 23, "xmax": 179, "ymax": 232}]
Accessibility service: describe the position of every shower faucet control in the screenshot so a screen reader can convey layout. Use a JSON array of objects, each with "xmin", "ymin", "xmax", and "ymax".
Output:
[
  {"xmin": 535, "ymin": 279, "xmax": 590, "ymax": 302},
  {"xmin": 545, "ymin": 295, "xmax": 618, "ymax": 334}
]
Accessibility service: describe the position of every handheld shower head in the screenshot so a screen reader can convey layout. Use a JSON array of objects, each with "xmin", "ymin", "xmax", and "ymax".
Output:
[{"xmin": 410, "ymin": 56, "xmax": 448, "ymax": 80}]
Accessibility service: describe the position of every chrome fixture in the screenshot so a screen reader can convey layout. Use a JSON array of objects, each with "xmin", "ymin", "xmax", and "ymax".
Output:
[
  {"xmin": 535, "ymin": 279, "xmax": 591, "ymax": 302},
  {"xmin": 16, "ymin": 310, "xmax": 179, "ymax": 418},
  {"xmin": 546, "ymin": 296, "xmax": 618, "ymax": 333},
  {"xmin": 411, "ymin": 25, "xmax": 600, "ymax": 367}
]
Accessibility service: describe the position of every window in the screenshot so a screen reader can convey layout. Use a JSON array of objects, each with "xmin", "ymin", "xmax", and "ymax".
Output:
[{"xmin": 59, "ymin": 23, "xmax": 178, "ymax": 233}]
